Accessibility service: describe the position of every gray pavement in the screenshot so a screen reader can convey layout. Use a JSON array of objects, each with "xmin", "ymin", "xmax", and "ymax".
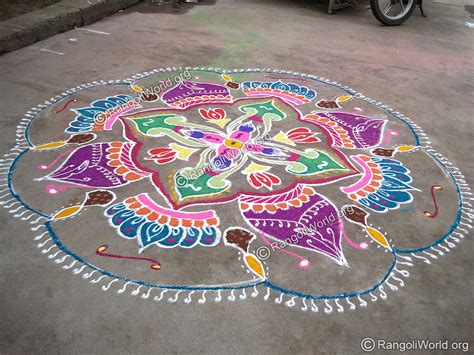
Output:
[{"xmin": 0, "ymin": 0, "xmax": 473, "ymax": 354}]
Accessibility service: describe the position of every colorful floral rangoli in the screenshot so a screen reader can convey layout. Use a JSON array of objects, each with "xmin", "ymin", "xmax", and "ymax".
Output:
[{"xmin": 1, "ymin": 68, "xmax": 471, "ymax": 313}]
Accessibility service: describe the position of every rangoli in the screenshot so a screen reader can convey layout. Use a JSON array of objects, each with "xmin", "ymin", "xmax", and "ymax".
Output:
[{"xmin": 1, "ymin": 68, "xmax": 471, "ymax": 314}]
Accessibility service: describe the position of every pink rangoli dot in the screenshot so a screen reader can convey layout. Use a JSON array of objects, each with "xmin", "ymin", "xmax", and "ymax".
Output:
[{"xmin": 298, "ymin": 259, "xmax": 311, "ymax": 270}]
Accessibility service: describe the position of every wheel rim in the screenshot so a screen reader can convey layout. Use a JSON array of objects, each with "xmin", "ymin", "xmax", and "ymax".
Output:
[{"xmin": 377, "ymin": 0, "xmax": 414, "ymax": 20}]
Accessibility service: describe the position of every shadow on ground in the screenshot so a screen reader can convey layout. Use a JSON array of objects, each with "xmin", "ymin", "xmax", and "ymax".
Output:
[
  {"xmin": 129, "ymin": 0, "xmax": 218, "ymax": 15},
  {"xmin": 0, "ymin": 0, "xmax": 60, "ymax": 21},
  {"xmin": 128, "ymin": 0, "xmax": 342, "ymax": 15}
]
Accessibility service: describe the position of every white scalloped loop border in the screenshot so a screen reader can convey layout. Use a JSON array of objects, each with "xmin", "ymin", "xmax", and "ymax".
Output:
[{"xmin": 1, "ymin": 67, "xmax": 472, "ymax": 315}]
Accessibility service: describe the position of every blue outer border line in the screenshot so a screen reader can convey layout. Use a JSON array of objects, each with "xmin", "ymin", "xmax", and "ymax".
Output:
[
  {"xmin": 24, "ymin": 82, "xmax": 131, "ymax": 147},
  {"xmin": 7, "ymin": 148, "xmax": 49, "ymax": 219},
  {"xmin": 392, "ymin": 149, "xmax": 463, "ymax": 254},
  {"xmin": 5, "ymin": 68, "xmax": 464, "ymax": 300},
  {"xmin": 45, "ymin": 221, "xmax": 265, "ymax": 292}
]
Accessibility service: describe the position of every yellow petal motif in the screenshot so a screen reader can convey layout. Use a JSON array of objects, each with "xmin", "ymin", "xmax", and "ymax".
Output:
[
  {"xmin": 169, "ymin": 143, "xmax": 198, "ymax": 161},
  {"xmin": 245, "ymin": 254, "xmax": 266, "ymax": 280},
  {"xmin": 208, "ymin": 118, "xmax": 230, "ymax": 129},
  {"xmin": 33, "ymin": 141, "xmax": 66, "ymax": 150},
  {"xmin": 395, "ymin": 145, "xmax": 416, "ymax": 153},
  {"xmin": 241, "ymin": 162, "xmax": 271, "ymax": 175},
  {"xmin": 272, "ymin": 131, "xmax": 295, "ymax": 146},
  {"xmin": 366, "ymin": 226, "xmax": 391, "ymax": 249},
  {"xmin": 221, "ymin": 74, "xmax": 232, "ymax": 82},
  {"xmin": 336, "ymin": 95, "xmax": 352, "ymax": 102},
  {"xmin": 53, "ymin": 205, "xmax": 82, "ymax": 220},
  {"xmin": 130, "ymin": 85, "xmax": 143, "ymax": 93}
]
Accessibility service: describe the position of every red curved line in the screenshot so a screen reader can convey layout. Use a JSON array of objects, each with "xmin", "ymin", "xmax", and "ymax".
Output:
[
  {"xmin": 96, "ymin": 245, "xmax": 161, "ymax": 270},
  {"xmin": 424, "ymin": 185, "xmax": 442, "ymax": 218},
  {"xmin": 54, "ymin": 99, "xmax": 78, "ymax": 114}
]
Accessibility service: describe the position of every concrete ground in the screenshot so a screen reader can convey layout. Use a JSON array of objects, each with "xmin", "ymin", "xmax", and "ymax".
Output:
[{"xmin": 0, "ymin": 0, "xmax": 473, "ymax": 353}]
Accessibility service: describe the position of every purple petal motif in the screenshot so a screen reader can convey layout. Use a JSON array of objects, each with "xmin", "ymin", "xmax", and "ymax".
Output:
[
  {"xmin": 162, "ymin": 80, "xmax": 231, "ymax": 108},
  {"xmin": 45, "ymin": 143, "xmax": 127, "ymax": 188},
  {"xmin": 241, "ymin": 186, "xmax": 347, "ymax": 265},
  {"xmin": 309, "ymin": 112, "xmax": 386, "ymax": 149}
]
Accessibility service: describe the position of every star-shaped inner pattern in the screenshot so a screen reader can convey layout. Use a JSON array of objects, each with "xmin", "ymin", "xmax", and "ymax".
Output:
[{"xmin": 120, "ymin": 96, "xmax": 358, "ymax": 208}]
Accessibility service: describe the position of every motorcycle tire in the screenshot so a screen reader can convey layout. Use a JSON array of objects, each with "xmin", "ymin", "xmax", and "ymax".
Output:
[{"xmin": 370, "ymin": 0, "xmax": 418, "ymax": 26}]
